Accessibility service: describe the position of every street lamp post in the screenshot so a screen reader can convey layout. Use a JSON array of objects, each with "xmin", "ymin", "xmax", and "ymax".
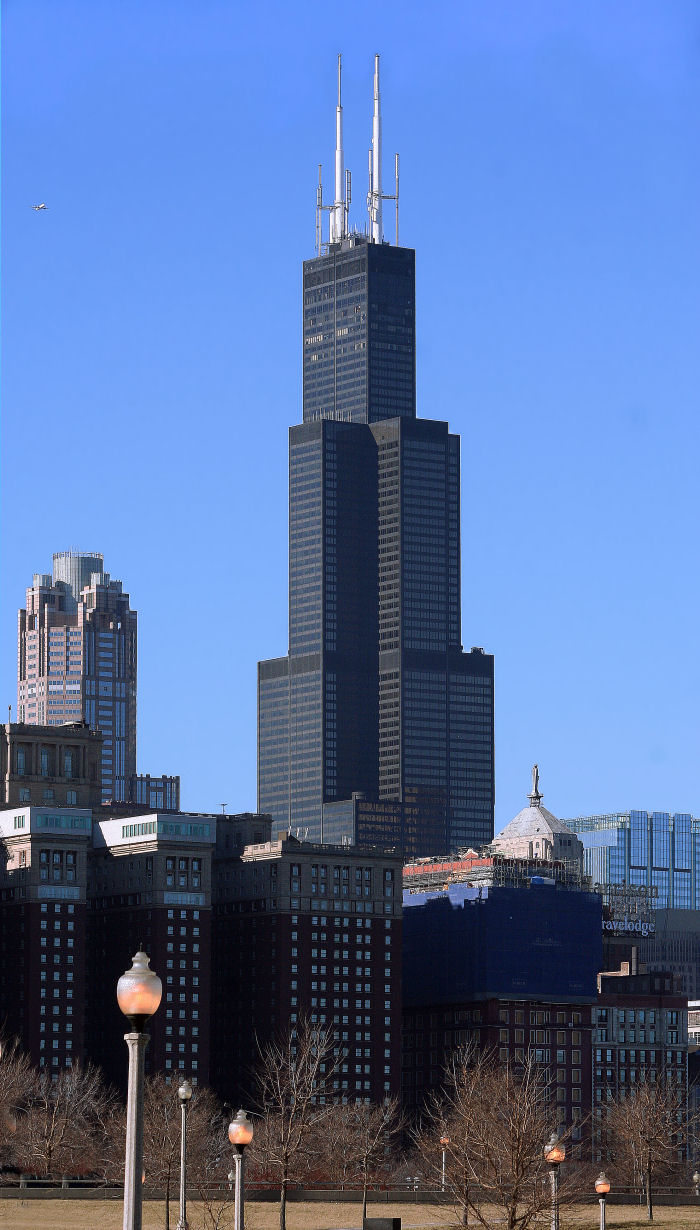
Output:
[
  {"xmin": 228, "ymin": 1109, "xmax": 254, "ymax": 1230},
  {"xmin": 595, "ymin": 1172, "xmax": 611, "ymax": 1230},
  {"xmin": 439, "ymin": 1138, "xmax": 450, "ymax": 1193},
  {"xmin": 117, "ymin": 951, "xmax": 162, "ymax": 1230},
  {"xmin": 543, "ymin": 1133, "xmax": 565, "ymax": 1230},
  {"xmin": 176, "ymin": 1079, "xmax": 193, "ymax": 1230},
  {"xmin": 693, "ymin": 1170, "xmax": 700, "ymax": 1198}
]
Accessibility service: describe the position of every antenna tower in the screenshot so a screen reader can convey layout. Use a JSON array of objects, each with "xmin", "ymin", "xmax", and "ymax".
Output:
[{"xmin": 367, "ymin": 55, "xmax": 400, "ymax": 244}]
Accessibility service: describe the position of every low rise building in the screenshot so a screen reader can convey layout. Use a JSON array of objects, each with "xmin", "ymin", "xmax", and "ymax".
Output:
[
  {"xmin": 128, "ymin": 773, "xmax": 180, "ymax": 812},
  {"xmin": 593, "ymin": 964, "xmax": 687, "ymax": 1162},
  {"xmin": 638, "ymin": 909, "xmax": 700, "ymax": 998},
  {"xmin": 402, "ymin": 874, "xmax": 601, "ymax": 1152}
]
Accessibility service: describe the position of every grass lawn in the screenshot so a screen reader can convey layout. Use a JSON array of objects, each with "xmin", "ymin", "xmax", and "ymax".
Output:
[{"xmin": 0, "ymin": 1202, "xmax": 696, "ymax": 1230}]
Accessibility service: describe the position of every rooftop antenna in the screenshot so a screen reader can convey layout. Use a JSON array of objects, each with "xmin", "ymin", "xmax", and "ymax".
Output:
[
  {"xmin": 221, "ymin": 802, "xmax": 227, "ymax": 814},
  {"xmin": 345, "ymin": 167, "xmax": 352, "ymax": 235},
  {"xmin": 317, "ymin": 56, "xmax": 351, "ymax": 254},
  {"xmin": 367, "ymin": 56, "xmax": 400, "ymax": 245},
  {"xmin": 368, "ymin": 54, "xmax": 383, "ymax": 242},
  {"xmin": 380, "ymin": 152, "xmax": 399, "ymax": 246},
  {"xmin": 315, "ymin": 164, "xmax": 324, "ymax": 255},
  {"xmin": 330, "ymin": 54, "xmax": 346, "ymax": 244},
  {"xmin": 393, "ymin": 153, "xmax": 399, "ymax": 245}
]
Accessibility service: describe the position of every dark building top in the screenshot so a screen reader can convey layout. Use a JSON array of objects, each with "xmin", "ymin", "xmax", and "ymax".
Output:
[
  {"xmin": 597, "ymin": 967, "xmax": 686, "ymax": 1002},
  {"xmin": 402, "ymin": 881, "xmax": 602, "ymax": 1007},
  {"xmin": 303, "ymin": 238, "xmax": 415, "ymax": 425}
]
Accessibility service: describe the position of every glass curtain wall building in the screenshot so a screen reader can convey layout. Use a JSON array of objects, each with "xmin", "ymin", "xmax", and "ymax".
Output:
[
  {"xmin": 564, "ymin": 811, "xmax": 700, "ymax": 909},
  {"xmin": 258, "ymin": 72, "xmax": 494, "ymax": 856}
]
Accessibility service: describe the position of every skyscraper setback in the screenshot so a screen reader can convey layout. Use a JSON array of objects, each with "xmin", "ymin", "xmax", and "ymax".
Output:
[
  {"xmin": 17, "ymin": 551, "xmax": 137, "ymax": 804},
  {"xmin": 258, "ymin": 57, "xmax": 495, "ymax": 856}
]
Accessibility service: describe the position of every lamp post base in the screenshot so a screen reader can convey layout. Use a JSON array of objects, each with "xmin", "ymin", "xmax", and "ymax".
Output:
[
  {"xmin": 549, "ymin": 1166, "xmax": 559, "ymax": 1230},
  {"xmin": 123, "ymin": 1031, "xmax": 149, "ymax": 1230},
  {"xmin": 233, "ymin": 1150, "xmax": 244, "ymax": 1230}
]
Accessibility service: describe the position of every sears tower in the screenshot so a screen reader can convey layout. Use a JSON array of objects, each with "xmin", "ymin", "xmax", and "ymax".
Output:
[{"xmin": 258, "ymin": 57, "xmax": 494, "ymax": 856}]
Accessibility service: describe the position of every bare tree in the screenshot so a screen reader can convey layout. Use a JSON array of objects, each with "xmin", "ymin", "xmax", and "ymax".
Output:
[
  {"xmin": 313, "ymin": 1102, "xmax": 358, "ymax": 1189},
  {"xmin": 416, "ymin": 1048, "xmax": 577, "ymax": 1230},
  {"xmin": 351, "ymin": 1099, "xmax": 402, "ymax": 1219},
  {"xmin": 606, "ymin": 1073, "xmax": 690, "ymax": 1221},
  {"xmin": 129, "ymin": 1072, "xmax": 226, "ymax": 1230},
  {"xmin": 250, "ymin": 1015, "xmax": 344, "ymax": 1230},
  {"xmin": 312, "ymin": 1097, "xmax": 401, "ymax": 1210},
  {"xmin": 141, "ymin": 1072, "xmax": 182, "ymax": 1229},
  {"xmin": 183, "ymin": 1089, "xmax": 233, "ymax": 1230},
  {"xmin": 18, "ymin": 1062, "xmax": 117, "ymax": 1177},
  {"xmin": 0, "ymin": 1038, "xmax": 35, "ymax": 1170}
]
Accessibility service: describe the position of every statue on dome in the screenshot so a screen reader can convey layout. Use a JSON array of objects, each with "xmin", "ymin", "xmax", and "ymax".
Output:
[{"xmin": 529, "ymin": 763, "xmax": 542, "ymax": 805}]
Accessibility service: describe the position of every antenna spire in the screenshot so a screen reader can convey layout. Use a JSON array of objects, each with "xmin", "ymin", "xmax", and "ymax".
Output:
[
  {"xmin": 330, "ymin": 53, "xmax": 346, "ymax": 243},
  {"xmin": 368, "ymin": 53, "xmax": 383, "ymax": 242}
]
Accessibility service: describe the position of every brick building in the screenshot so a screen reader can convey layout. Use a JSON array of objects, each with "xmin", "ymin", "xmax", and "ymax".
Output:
[
  {"xmin": 211, "ymin": 827, "xmax": 403, "ymax": 1105},
  {"xmin": 0, "ymin": 803, "xmax": 402, "ymax": 1109},
  {"xmin": 402, "ymin": 997, "xmax": 592, "ymax": 1151},
  {"xmin": 402, "ymin": 871, "xmax": 601, "ymax": 1153},
  {"xmin": 593, "ymin": 964, "xmax": 688, "ymax": 1162},
  {"xmin": 86, "ymin": 811, "xmax": 217, "ymax": 1089},
  {"xmin": 0, "ymin": 805, "xmax": 91, "ymax": 1073}
]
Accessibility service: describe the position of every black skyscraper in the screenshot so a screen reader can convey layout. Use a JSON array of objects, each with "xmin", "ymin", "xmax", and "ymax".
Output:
[{"xmin": 258, "ymin": 61, "xmax": 494, "ymax": 856}]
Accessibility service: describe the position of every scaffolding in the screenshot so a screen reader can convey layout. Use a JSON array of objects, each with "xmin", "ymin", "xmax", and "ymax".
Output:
[{"xmin": 402, "ymin": 852, "xmax": 590, "ymax": 895}]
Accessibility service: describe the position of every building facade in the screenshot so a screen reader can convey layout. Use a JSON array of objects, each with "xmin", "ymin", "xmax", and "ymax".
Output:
[
  {"xmin": 564, "ymin": 810, "xmax": 700, "ymax": 909},
  {"xmin": 0, "ymin": 805, "xmax": 91, "ymax": 1074},
  {"xmin": 129, "ymin": 773, "xmax": 180, "ymax": 812},
  {"xmin": 86, "ymin": 811, "xmax": 216, "ymax": 1090},
  {"xmin": 17, "ymin": 551, "xmax": 179, "ymax": 808},
  {"xmin": 17, "ymin": 552, "xmax": 137, "ymax": 803},
  {"xmin": 1, "ymin": 721, "xmax": 103, "ymax": 809},
  {"xmin": 0, "ymin": 802, "xmax": 401, "ymax": 1108},
  {"xmin": 593, "ymin": 966, "xmax": 688, "ymax": 1163},
  {"xmin": 211, "ymin": 829, "xmax": 403, "ymax": 1106},
  {"xmin": 637, "ymin": 909, "xmax": 700, "ymax": 999},
  {"xmin": 401, "ymin": 876, "xmax": 601, "ymax": 1149},
  {"xmin": 258, "ymin": 73, "xmax": 494, "ymax": 856},
  {"xmin": 401, "ymin": 996, "xmax": 593, "ymax": 1156}
]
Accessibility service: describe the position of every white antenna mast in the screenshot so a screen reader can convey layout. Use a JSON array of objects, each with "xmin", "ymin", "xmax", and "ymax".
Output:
[
  {"xmin": 368, "ymin": 53, "xmax": 383, "ymax": 242},
  {"xmin": 315, "ymin": 164, "xmax": 323, "ymax": 255},
  {"xmin": 394, "ymin": 153, "xmax": 399, "ymax": 245},
  {"xmin": 345, "ymin": 168, "xmax": 351, "ymax": 235},
  {"xmin": 330, "ymin": 54, "xmax": 346, "ymax": 243}
]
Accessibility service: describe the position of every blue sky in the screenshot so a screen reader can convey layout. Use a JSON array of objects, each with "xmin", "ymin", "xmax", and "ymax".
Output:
[{"xmin": 2, "ymin": 0, "xmax": 699, "ymax": 829}]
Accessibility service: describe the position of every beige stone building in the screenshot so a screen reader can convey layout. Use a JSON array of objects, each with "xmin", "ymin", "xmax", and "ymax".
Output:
[
  {"xmin": 1, "ymin": 721, "xmax": 103, "ymax": 809},
  {"xmin": 490, "ymin": 765, "xmax": 583, "ymax": 870}
]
